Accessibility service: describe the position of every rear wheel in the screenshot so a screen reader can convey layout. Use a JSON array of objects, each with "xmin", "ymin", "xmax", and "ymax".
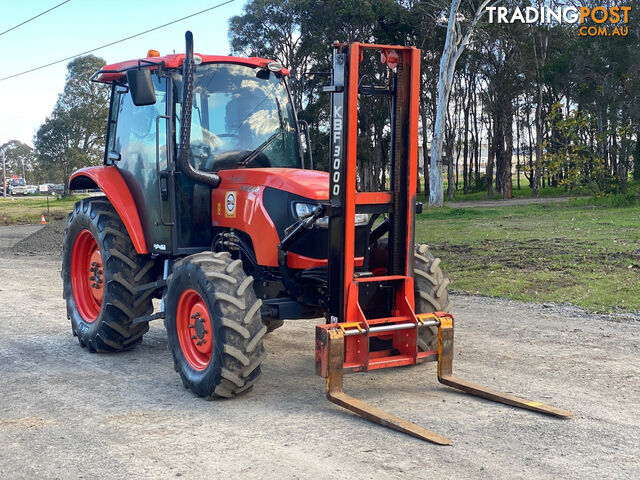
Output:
[
  {"xmin": 165, "ymin": 252, "xmax": 266, "ymax": 398},
  {"xmin": 414, "ymin": 244, "xmax": 451, "ymax": 352},
  {"xmin": 62, "ymin": 197, "xmax": 155, "ymax": 352},
  {"xmin": 369, "ymin": 239, "xmax": 450, "ymax": 351}
]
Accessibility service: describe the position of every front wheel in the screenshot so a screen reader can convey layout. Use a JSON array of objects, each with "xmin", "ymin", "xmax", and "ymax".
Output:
[{"xmin": 165, "ymin": 252, "xmax": 267, "ymax": 398}]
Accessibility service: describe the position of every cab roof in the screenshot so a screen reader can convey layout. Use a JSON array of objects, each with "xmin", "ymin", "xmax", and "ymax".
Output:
[{"xmin": 95, "ymin": 53, "xmax": 289, "ymax": 83}]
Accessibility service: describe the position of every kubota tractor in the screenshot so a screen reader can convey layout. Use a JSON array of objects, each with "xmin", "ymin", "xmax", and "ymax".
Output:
[{"xmin": 62, "ymin": 32, "xmax": 570, "ymax": 443}]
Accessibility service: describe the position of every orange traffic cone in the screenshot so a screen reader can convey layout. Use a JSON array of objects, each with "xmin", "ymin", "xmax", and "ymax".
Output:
[{"xmin": 41, "ymin": 215, "xmax": 47, "ymax": 225}]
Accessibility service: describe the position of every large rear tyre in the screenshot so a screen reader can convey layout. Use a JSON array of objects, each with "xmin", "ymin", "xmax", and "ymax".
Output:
[
  {"xmin": 369, "ymin": 239, "xmax": 450, "ymax": 351},
  {"xmin": 62, "ymin": 197, "xmax": 154, "ymax": 352},
  {"xmin": 414, "ymin": 243, "xmax": 451, "ymax": 351},
  {"xmin": 164, "ymin": 252, "xmax": 266, "ymax": 399}
]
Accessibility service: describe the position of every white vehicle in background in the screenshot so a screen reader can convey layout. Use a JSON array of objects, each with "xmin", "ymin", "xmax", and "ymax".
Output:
[
  {"xmin": 26, "ymin": 185, "xmax": 38, "ymax": 194},
  {"xmin": 6, "ymin": 177, "xmax": 28, "ymax": 195}
]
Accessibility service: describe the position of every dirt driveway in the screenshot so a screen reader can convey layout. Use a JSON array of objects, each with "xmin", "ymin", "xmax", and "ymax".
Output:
[{"xmin": 0, "ymin": 226, "xmax": 638, "ymax": 479}]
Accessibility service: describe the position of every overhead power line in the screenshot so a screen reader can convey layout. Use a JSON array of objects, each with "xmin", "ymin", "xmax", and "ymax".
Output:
[
  {"xmin": 0, "ymin": 1, "xmax": 72, "ymax": 37},
  {"xmin": 0, "ymin": 0, "xmax": 236, "ymax": 82}
]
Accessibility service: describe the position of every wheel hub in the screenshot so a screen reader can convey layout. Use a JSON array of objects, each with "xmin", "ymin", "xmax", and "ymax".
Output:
[
  {"xmin": 193, "ymin": 314, "xmax": 207, "ymax": 340},
  {"xmin": 88, "ymin": 250, "xmax": 104, "ymax": 302},
  {"xmin": 177, "ymin": 289, "xmax": 213, "ymax": 370},
  {"xmin": 71, "ymin": 229, "xmax": 103, "ymax": 323}
]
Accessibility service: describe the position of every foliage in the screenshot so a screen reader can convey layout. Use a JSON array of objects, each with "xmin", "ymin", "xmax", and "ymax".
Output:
[
  {"xmin": 0, "ymin": 140, "xmax": 35, "ymax": 182},
  {"xmin": 544, "ymin": 103, "xmax": 607, "ymax": 193},
  {"xmin": 34, "ymin": 56, "xmax": 109, "ymax": 192}
]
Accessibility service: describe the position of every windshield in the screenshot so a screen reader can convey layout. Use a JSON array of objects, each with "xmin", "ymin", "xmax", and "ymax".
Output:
[
  {"xmin": 175, "ymin": 63, "xmax": 300, "ymax": 171},
  {"xmin": 11, "ymin": 178, "xmax": 26, "ymax": 186}
]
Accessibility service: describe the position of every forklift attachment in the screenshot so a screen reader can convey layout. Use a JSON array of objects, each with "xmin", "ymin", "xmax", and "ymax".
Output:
[
  {"xmin": 325, "ymin": 328, "xmax": 450, "ymax": 445},
  {"xmin": 316, "ymin": 43, "xmax": 571, "ymax": 444},
  {"xmin": 317, "ymin": 312, "xmax": 572, "ymax": 445},
  {"xmin": 436, "ymin": 314, "xmax": 573, "ymax": 419}
]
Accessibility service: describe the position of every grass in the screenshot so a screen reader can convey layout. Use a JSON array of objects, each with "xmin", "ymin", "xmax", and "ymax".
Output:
[
  {"xmin": 0, "ymin": 195, "xmax": 84, "ymax": 225},
  {"xmin": 415, "ymin": 202, "xmax": 640, "ymax": 313}
]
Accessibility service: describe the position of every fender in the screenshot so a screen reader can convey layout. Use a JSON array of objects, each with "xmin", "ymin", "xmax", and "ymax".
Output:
[{"xmin": 69, "ymin": 166, "xmax": 149, "ymax": 254}]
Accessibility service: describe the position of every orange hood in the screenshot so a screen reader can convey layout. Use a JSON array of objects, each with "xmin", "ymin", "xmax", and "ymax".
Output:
[{"xmin": 218, "ymin": 168, "xmax": 329, "ymax": 200}]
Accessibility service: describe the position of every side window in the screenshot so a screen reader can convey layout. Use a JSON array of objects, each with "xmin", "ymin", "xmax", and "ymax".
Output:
[
  {"xmin": 106, "ymin": 86, "xmax": 120, "ymax": 154},
  {"xmin": 113, "ymin": 74, "xmax": 167, "ymax": 169}
]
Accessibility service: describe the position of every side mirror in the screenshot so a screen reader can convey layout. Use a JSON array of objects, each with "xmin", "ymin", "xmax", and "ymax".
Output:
[{"xmin": 126, "ymin": 69, "xmax": 156, "ymax": 106}]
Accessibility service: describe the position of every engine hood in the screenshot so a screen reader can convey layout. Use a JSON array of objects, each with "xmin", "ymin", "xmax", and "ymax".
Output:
[{"xmin": 218, "ymin": 168, "xmax": 329, "ymax": 200}]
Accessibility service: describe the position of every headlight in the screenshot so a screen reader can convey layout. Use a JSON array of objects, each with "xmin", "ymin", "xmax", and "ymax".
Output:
[
  {"xmin": 294, "ymin": 202, "xmax": 369, "ymax": 228},
  {"xmin": 294, "ymin": 202, "xmax": 316, "ymax": 218}
]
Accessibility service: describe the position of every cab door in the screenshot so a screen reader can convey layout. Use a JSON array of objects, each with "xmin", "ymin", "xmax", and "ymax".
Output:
[{"xmin": 107, "ymin": 73, "xmax": 172, "ymax": 254}]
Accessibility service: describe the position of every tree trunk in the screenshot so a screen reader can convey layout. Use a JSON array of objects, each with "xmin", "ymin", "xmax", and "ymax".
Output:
[
  {"xmin": 503, "ymin": 102, "xmax": 513, "ymax": 198},
  {"xmin": 516, "ymin": 101, "xmax": 521, "ymax": 190},
  {"xmin": 533, "ymin": 84, "xmax": 543, "ymax": 197},
  {"xmin": 420, "ymin": 107, "xmax": 430, "ymax": 198},
  {"xmin": 487, "ymin": 116, "xmax": 494, "ymax": 196},
  {"xmin": 633, "ymin": 127, "xmax": 640, "ymax": 180},
  {"xmin": 463, "ymin": 87, "xmax": 470, "ymax": 194}
]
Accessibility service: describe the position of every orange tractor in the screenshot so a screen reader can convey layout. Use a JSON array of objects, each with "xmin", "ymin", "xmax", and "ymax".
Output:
[{"xmin": 62, "ymin": 32, "xmax": 570, "ymax": 444}]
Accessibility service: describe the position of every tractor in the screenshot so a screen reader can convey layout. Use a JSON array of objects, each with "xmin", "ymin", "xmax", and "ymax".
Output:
[{"xmin": 62, "ymin": 32, "xmax": 570, "ymax": 444}]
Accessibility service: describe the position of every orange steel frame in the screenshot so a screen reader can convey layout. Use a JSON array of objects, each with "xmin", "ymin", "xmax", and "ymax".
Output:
[{"xmin": 317, "ymin": 43, "xmax": 428, "ymax": 375}]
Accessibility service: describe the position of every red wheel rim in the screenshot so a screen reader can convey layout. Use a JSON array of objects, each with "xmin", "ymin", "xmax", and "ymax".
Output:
[
  {"xmin": 177, "ymin": 289, "xmax": 213, "ymax": 371},
  {"xmin": 71, "ymin": 229, "xmax": 103, "ymax": 323}
]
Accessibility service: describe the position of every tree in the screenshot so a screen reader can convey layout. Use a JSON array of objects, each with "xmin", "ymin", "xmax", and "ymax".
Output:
[
  {"xmin": 34, "ymin": 55, "xmax": 109, "ymax": 192},
  {"xmin": 429, "ymin": 0, "xmax": 497, "ymax": 207},
  {"xmin": 0, "ymin": 140, "xmax": 35, "ymax": 181}
]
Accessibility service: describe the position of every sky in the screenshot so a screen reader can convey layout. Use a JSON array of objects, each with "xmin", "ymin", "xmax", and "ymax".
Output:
[{"xmin": 0, "ymin": 0, "xmax": 245, "ymax": 147}]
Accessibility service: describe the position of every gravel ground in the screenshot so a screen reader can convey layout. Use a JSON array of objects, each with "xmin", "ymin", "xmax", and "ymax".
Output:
[
  {"xmin": 0, "ymin": 225, "xmax": 45, "ymax": 252},
  {"xmin": 0, "ymin": 225, "xmax": 638, "ymax": 479},
  {"xmin": 11, "ymin": 220, "xmax": 65, "ymax": 256}
]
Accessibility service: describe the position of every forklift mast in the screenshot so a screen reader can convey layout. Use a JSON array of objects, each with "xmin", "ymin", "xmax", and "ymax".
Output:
[{"xmin": 326, "ymin": 42, "xmax": 421, "ymax": 324}]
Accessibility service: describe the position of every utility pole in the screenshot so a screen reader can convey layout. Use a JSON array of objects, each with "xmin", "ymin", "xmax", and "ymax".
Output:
[{"xmin": 2, "ymin": 151, "xmax": 6, "ymax": 199}]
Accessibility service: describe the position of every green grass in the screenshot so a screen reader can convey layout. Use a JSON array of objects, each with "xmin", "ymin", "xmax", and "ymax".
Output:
[
  {"xmin": 415, "ymin": 202, "xmax": 640, "ymax": 313},
  {"xmin": 0, "ymin": 195, "xmax": 84, "ymax": 225}
]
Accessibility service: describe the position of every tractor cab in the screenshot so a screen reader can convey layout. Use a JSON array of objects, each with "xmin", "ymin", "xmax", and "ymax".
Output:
[{"xmin": 88, "ymin": 51, "xmax": 304, "ymax": 255}]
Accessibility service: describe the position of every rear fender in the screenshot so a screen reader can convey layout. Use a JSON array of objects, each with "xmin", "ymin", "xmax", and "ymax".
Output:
[{"xmin": 69, "ymin": 166, "xmax": 149, "ymax": 254}]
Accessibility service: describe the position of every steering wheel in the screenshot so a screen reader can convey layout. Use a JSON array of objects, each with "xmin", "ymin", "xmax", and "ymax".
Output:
[{"xmin": 189, "ymin": 140, "xmax": 213, "ymax": 170}]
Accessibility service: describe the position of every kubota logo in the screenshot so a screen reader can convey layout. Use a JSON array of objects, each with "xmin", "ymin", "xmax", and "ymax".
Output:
[{"xmin": 225, "ymin": 192, "xmax": 236, "ymax": 218}]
